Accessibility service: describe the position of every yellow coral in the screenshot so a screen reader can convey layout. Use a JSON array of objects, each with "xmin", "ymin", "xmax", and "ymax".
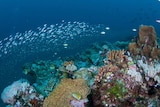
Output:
[{"xmin": 43, "ymin": 78, "xmax": 90, "ymax": 107}]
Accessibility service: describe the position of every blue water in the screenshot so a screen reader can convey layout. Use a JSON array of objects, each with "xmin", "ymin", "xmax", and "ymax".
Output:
[
  {"xmin": 0, "ymin": 0, "xmax": 160, "ymax": 106},
  {"xmin": 0, "ymin": 0, "xmax": 160, "ymax": 39}
]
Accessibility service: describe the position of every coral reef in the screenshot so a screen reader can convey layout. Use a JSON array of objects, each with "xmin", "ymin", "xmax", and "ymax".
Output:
[
  {"xmin": 1, "ymin": 79, "xmax": 44, "ymax": 107},
  {"xmin": 128, "ymin": 25, "xmax": 160, "ymax": 60},
  {"xmin": 23, "ymin": 60, "xmax": 63, "ymax": 96},
  {"xmin": 74, "ymin": 66, "xmax": 98, "ymax": 86},
  {"xmin": 137, "ymin": 60, "xmax": 160, "ymax": 84},
  {"xmin": 107, "ymin": 50, "xmax": 128, "ymax": 70},
  {"xmin": 43, "ymin": 78, "xmax": 90, "ymax": 107},
  {"xmin": 92, "ymin": 50, "xmax": 160, "ymax": 107},
  {"xmin": 59, "ymin": 60, "xmax": 77, "ymax": 78},
  {"xmin": 2, "ymin": 24, "xmax": 160, "ymax": 107}
]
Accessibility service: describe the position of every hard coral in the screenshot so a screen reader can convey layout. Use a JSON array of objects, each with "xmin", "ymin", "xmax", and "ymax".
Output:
[
  {"xmin": 107, "ymin": 50, "xmax": 128, "ymax": 70},
  {"xmin": 43, "ymin": 78, "xmax": 90, "ymax": 107}
]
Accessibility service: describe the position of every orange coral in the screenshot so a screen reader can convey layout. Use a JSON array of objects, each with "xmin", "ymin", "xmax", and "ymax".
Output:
[
  {"xmin": 43, "ymin": 78, "xmax": 90, "ymax": 107},
  {"xmin": 108, "ymin": 50, "xmax": 124, "ymax": 62}
]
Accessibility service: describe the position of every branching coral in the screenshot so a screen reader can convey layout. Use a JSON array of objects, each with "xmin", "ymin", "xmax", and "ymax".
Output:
[
  {"xmin": 43, "ymin": 78, "xmax": 90, "ymax": 107},
  {"xmin": 107, "ymin": 50, "xmax": 128, "ymax": 70}
]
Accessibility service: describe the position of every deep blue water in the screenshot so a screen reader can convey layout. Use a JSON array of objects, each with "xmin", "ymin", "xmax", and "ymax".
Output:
[
  {"xmin": 0, "ymin": 0, "xmax": 160, "ymax": 106},
  {"xmin": 0, "ymin": 0, "xmax": 160, "ymax": 39}
]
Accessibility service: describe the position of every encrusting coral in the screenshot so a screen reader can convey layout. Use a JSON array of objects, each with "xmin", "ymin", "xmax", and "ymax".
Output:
[
  {"xmin": 43, "ymin": 78, "xmax": 90, "ymax": 107},
  {"xmin": 128, "ymin": 25, "xmax": 160, "ymax": 60}
]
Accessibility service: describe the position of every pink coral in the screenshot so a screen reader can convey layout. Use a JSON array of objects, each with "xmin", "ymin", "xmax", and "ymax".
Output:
[{"xmin": 70, "ymin": 99, "xmax": 88, "ymax": 107}]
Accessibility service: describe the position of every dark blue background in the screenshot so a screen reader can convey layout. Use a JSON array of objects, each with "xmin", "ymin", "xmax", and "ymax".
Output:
[{"xmin": 0, "ymin": 0, "xmax": 160, "ymax": 106}]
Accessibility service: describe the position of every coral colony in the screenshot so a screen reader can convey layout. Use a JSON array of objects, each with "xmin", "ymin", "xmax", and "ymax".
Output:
[{"xmin": 1, "ymin": 23, "xmax": 160, "ymax": 107}]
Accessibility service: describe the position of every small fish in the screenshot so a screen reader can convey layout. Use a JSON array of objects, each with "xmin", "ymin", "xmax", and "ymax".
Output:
[
  {"xmin": 156, "ymin": 19, "xmax": 160, "ymax": 23},
  {"xmin": 72, "ymin": 92, "xmax": 82, "ymax": 100},
  {"xmin": 23, "ymin": 69, "xmax": 29, "ymax": 75}
]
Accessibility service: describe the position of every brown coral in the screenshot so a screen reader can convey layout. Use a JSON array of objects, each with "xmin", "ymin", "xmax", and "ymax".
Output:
[
  {"xmin": 63, "ymin": 61, "xmax": 74, "ymax": 67},
  {"xmin": 139, "ymin": 25, "xmax": 157, "ymax": 46},
  {"xmin": 107, "ymin": 50, "xmax": 128, "ymax": 69},
  {"xmin": 141, "ymin": 45, "xmax": 152, "ymax": 58},
  {"xmin": 108, "ymin": 50, "xmax": 125, "ymax": 62},
  {"xmin": 128, "ymin": 25, "xmax": 160, "ymax": 60},
  {"xmin": 128, "ymin": 42, "xmax": 140, "ymax": 56},
  {"xmin": 43, "ymin": 78, "xmax": 90, "ymax": 107}
]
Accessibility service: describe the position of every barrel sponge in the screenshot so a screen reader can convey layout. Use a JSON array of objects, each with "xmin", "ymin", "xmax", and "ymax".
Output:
[{"xmin": 43, "ymin": 78, "xmax": 90, "ymax": 107}]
